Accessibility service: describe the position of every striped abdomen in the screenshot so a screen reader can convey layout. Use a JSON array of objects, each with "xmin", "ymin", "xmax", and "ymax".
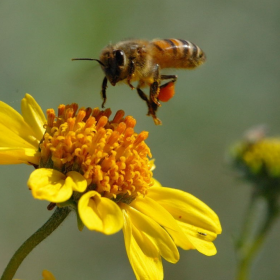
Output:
[{"xmin": 149, "ymin": 38, "xmax": 206, "ymax": 69}]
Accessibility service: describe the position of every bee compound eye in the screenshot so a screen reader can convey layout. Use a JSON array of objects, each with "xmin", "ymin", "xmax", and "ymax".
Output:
[{"xmin": 114, "ymin": 50, "xmax": 125, "ymax": 66}]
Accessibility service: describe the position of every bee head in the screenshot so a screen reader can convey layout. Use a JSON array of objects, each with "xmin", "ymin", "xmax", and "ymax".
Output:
[{"xmin": 99, "ymin": 48, "xmax": 127, "ymax": 86}]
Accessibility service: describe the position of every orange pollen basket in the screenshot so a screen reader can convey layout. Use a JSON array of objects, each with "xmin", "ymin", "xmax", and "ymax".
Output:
[{"xmin": 40, "ymin": 104, "xmax": 154, "ymax": 199}]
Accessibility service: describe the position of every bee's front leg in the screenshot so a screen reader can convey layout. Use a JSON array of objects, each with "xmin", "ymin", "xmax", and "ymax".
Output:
[
  {"xmin": 127, "ymin": 60, "xmax": 135, "ymax": 90},
  {"xmin": 101, "ymin": 77, "xmax": 108, "ymax": 108}
]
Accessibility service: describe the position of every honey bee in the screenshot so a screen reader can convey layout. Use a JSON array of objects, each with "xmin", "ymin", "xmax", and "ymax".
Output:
[{"xmin": 72, "ymin": 38, "xmax": 206, "ymax": 125}]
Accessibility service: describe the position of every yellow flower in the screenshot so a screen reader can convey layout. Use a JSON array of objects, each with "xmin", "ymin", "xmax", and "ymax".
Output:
[
  {"xmin": 232, "ymin": 137, "xmax": 280, "ymax": 178},
  {"xmin": 243, "ymin": 138, "xmax": 280, "ymax": 177},
  {"xmin": 1, "ymin": 94, "xmax": 221, "ymax": 280},
  {"xmin": 230, "ymin": 127, "xmax": 280, "ymax": 200}
]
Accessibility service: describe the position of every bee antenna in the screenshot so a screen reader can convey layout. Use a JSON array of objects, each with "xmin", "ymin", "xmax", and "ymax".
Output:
[{"xmin": 71, "ymin": 58, "xmax": 105, "ymax": 67}]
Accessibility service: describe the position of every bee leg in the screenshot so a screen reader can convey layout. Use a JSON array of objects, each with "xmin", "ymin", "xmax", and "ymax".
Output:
[
  {"xmin": 127, "ymin": 60, "xmax": 135, "ymax": 90},
  {"xmin": 136, "ymin": 87, "xmax": 150, "ymax": 110},
  {"xmin": 136, "ymin": 86, "xmax": 162, "ymax": 125},
  {"xmin": 160, "ymin": 75, "xmax": 177, "ymax": 89},
  {"xmin": 101, "ymin": 77, "xmax": 108, "ymax": 108},
  {"xmin": 150, "ymin": 64, "xmax": 161, "ymax": 107},
  {"xmin": 150, "ymin": 82, "xmax": 161, "ymax": 107},
  {"xmin": 150, "ymin": 101, "xmax": 162, "ymax": 125}
]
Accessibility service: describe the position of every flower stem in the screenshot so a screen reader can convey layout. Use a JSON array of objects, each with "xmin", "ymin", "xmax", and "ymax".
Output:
[
  {"xmin": 236, "ymin": 196, "xmax": 278, "ymax": 280},
  {"xmin": 235, "ymin": 194, "xmax": 257, "ymax": 252},
  {"xmin": 1, "ymin": 206, "xmax": 71, "ymax": 280}
]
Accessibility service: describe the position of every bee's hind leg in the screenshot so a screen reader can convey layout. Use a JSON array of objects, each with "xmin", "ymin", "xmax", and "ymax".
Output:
[
  {"xmin": 149, "ymin": 64, "xmax": 161, "ymax": 107},
  {"xmin": 159, "ymin": 75, "xmax": 177, "ymax": 89}
]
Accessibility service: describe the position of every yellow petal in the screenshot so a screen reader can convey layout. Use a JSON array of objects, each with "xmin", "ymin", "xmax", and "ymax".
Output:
[
  {"xmin": 131, "ymin": 196, "xmax": 193, "ymax": 250},
  {"xmin": 122, "ymin": 204, "xmax": 179, "ymax": 263},
  {"xmin": 78, "ymin": 191, "xmax": 123, "ymax": 235},
  {"xmin": 0, "ymin": 100, "xmax": 39, "ymax": 148},
  {"xmin": 66, "ymin": 171, "xmax": 87, "ymax": 192},
  {"xmin": 147, "ymin": 186, "xmax": 222, "ymax": 234},
  {"xmin": 42, "ymin": 270, "xmax": 56, "ymax": 280},
  {"xmin": 0, "ymin": 124, "xmax": 37, "ymax": 149},
  {"xmin": 21, "ymin": 94, "xmax": 46, "ymax": 141},
  {"xmin": 0, "ymin": 147, "xmax": 40, "ymax": 165},
  {"xmin": 146, "ymin": 184, "xmax": 222, "ymax": 255},
  {"xmin": 177, "ymin": 221, "xmax": 218, "ymax": 256},
  {"xmin": 122, "ymin": 209, "xmax": 163, "ymax": 280},
  {"xmin": 28, "ymin": 169, "xmax": 73, "ymax": 203}
]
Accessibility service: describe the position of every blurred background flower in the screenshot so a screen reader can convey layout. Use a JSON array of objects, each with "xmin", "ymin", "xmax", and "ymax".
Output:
[
  {"xmin": 230, "ymin": 126, "xmax": 280, "ymax": 196},
  {"xmin": 1, "ymin": 0, "xmax": 280, "ymax": 279},
  {"xmin": 229, "ymin": 126, "xmax": 280, "ymax": 279}
]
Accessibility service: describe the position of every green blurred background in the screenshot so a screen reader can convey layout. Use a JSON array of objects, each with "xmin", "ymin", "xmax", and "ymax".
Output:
[{"xmin": 1, "ymin": 0, "xmax": 280, "ymax": 279}]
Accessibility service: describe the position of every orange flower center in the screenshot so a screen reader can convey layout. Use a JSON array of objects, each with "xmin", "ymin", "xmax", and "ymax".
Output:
[{"xmin": 40, "ymin": 104, "xmax": 154, "ymax": 200}]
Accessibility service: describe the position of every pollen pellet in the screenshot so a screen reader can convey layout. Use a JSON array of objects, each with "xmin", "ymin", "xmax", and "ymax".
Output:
[{"xmin": 158, "ymin": 82, "xmax": 175, "ymax": 102}]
